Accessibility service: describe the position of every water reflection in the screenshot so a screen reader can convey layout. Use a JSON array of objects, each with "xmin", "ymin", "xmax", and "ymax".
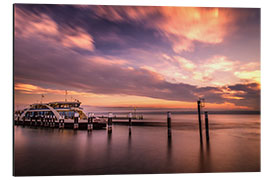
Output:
[
  {"xmin": 198, "ymin": 139, "xmax": 212, "ymax": 172},
  {"xmin": 128, "ymin": 134, "xmax": 132, "ymax": 151},
  {"xmin": 167, "ymin": 136, "xmax": 172, "ymax": 161},
  {"xmin": 14, "ymin": 113, "xmax": 260, "ymax": 176}
]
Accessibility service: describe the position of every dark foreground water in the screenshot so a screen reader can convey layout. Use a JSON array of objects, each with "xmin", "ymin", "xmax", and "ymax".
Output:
[{"xmin": 14, "ymin": 114, "xmax": 260, "ymax": 176}]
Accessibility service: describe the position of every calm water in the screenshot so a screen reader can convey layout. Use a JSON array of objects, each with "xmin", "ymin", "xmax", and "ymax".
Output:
[{"xmin": 14, "ymin": 114, "xmax": 260, "ymax": 176}]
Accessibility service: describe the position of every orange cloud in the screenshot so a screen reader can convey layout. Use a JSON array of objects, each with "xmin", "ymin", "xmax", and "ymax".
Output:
[
  {"xmin": 14, "ymin": 83, "xmax": 250, "ymax": 110},
  {"xmin": 234, "ymin": 70, "xmax": 260, "ymax": 84},
  {"xmin": 149, "ymin": 54, "xmax": 259, "ymax": 87},
  {"xmin": 89, "ymin": 56, "xmax": 128, "ymax": 65},
  {"xmin": 15, "ymin": 7, "xmax": 95, "ymax": 51},
  {"xmin": 14, "ymin": 83, "xmax": 104, "ymax": 98},
  {"xmin": 202, "ymin": 56, "xmax": 237, "ymax": 72},
  {"xmin": 93, "ymin": 6, "xmax": 237, "ymax": 53},
  {"xmin": 174, "ymin": 56, "xmax": 196, "ymax": 71},
  {"xmin": 62, "ymin": 28, "xmax": 95, "ymax": 51},
  {"xmin": 15, "ymin": 8, "xmax": 58, "ymax": 38}
]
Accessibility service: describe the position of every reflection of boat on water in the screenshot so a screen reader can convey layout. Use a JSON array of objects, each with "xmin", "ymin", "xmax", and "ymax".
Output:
[{"xmin": 15, "ymin": 101, "xmax": 106, "ymax": 129}]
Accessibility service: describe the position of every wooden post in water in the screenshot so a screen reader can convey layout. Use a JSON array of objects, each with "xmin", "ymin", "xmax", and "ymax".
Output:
[
  {"xmin": 197, "ymin": 100, "xmax": 203, "ymax": 142},
  {"xmin": 204, "ymin": 111, "xmax": 210, "ymax": 141},
  {"xmin": 30, "ymin": 115, "xmax": 33, "ymax": 126},
  {"xmin": 62, "ymin": 117, "xmax": 65, "ymax": 129},
  {"xmin": 108, "ymin": 112, "xmax": 113, "ymax": 134},
  {"xmin": 45, "ymin": 115, "xmax": 48, "ymax": 127},
  {"xmin": 87, "ymin": 113, "xmax": 94, "ymax": 131},
  {"xmin": 49, "ymin": 115, "xmax": 52, "ymax": 127},
  {"xmin": 40, "ymin": 115, "xmax": 43, "ymax": 127},
  {"xmin": 74, "ymin": 112, "xmax": 79, "ymax": 130},
  {"xmin": 47, "ymin": 115, "xmax": 51, "ymax": 127},
  {"xmin": 52, "ymin": 115, "xmax": 55, "ymax": 128},
  {"xmin": 16, "ymin": 114, "xmax": 19, "ymax": 125},
  {"xmin": 59, "ymin": 115, "xmax": 63, "ymax": 129},
  {"xmin": 22, "ymin": 116, "xmax": 25, "ymax": 126},
  {"xmin": 167, "ymin": 112, "xmax": 172, "ymax": 137},
  {"xmin": 128, "ymin": 112, "xmax": 132, "ymax": 135},
  {"xmin": 44, "ymin": 115, "xmax": 46, "ymax": 127},
  {"xmin": 34, "ymin": 115, "xmax": 37, "ymax": 127}
]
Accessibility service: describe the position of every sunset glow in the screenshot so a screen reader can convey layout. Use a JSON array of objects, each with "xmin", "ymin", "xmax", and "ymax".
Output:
[{"xmin": 14, "ymin": 5, "xmax": 260, "ymax": 111}]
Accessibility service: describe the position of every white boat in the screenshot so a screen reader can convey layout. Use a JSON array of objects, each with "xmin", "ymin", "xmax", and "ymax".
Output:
[{"xmin": 16, "ymin": 101, "xmax": 107, "ymax": 128}]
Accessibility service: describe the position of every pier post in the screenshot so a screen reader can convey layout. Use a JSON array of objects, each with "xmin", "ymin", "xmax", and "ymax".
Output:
[
  {"xmin": 74, "ymin": 112, "xmax": 79, "ymax": 130},
  {"xmin": 204, "ymin": 111, "xmax": 210, "ymax": 141},
  {"xmin": 108, "ymin": 112, "xmax": 113, "ymax": 134},
  {"xmin": 30, "ymin": 115, "xmax": 33, "ymax": 126},
  {"xmin": 62, "ymin": 118, "xmax": 65, "ymax": 129},
  {"xmin": 40, "ymin": 115, "xmax": 43, "ymax": 126},
  {"xmin": 59, "ymin": 115, "xmax": 63, "ymax": 129},
  {"xmin": 44, "ymin": 115, "xmax": 46, "ymax": 127},
  {"xmin": 45, "ymin": 115, "xmax": 48, "ymax": 127},
  {"xmin": 167, "ymin": 112, "xmax": 172, "ymax": 137},
  {"xmin": 197, "ymin": 100, "xmax": 203, "ymax": 142},
  {"xmin": 52, "ymin": 115, "xmax": 55, "ymax": 128},
  {"xmin": 47, "ymin": 115, "xmax": 51, "ymax": 127},
  {"xmin": 87, "ymin": 113, "xmax": 94, "ymax": 131},
  {"xmin": 35, "ymin": 114, "xmax": 38, "ymax": 127},
  {"xmin": 15, "ymin": 114, "xmax": 19, "ymax": 125},
  {"xmin": 22, "ymin": 116, "xmax": 25, "ymax": 126},
  {"xmin": 49, "ymin": 115, "xmax": 52, "ymax": 127},
  {"xmin": 128, "ymin": 112, "xmax": 132, "ymax": 135}
]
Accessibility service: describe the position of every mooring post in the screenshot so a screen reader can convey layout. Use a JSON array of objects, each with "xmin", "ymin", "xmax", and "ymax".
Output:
[
  {"xmin": 22, "ymin": 116, "xmax": 25, "ymax": 126},
  {"xmin": 87, "ymin": 113, "xmax": 94, "ymax": 131},
  {"xmin": 30, "ymin": 115, "xmax": 33, "ymax": 126},
  {"xmin": 59, "ymin": 116, "xmax": 61, "ymax": 129},
  {"xmin": 167, "ymin": 112, "xmax": 172, "ymax": 137},
  {"xmin": 35, "ymin": 114, "xmax": 38, "ymax": 127},
  {"xmin": 45, "ymin": 115, "xmax": 48, "ymax": 127},
  {"xmin": 108, "ymin": 112, "xmax": 113, "ymax": 134},
  {"xmin": 74, "ymin": 112, "xmax": 79, "ymax": 130},
  {"xmin": 204, "ymin": 111, "xmax": 210, "ymax": 141},
  {"xmin": 49, "ymin": 115, "xmax": 52, "ymax": 127},
  {"xmin": 58, "ymin": 115, "xmax": 63, "ymax": 129},
  {"xmin": 62, "ymin": 117, "xmax": 65, "ymax": 129},
  {"xmin": 128, "ymin": 112, "xmax": 132, "ymax": 135},
  {"xmin": 40, "ymin": 115, "xmax": 43, "ymax": 127},
  {"xmin": 16, "ymin": 114, "xmax": 19, "ymax": 125},
  {"xmin": 48, "ymin": 115, "xmax": 50, "ymax": 127},
  {"xmin": 44, "ymin": 115, "xmax": 46, "ymax": 127},
  {"xmin": 197, "ymin": 100, "xmax": 203, "ymax": 142},
  {"xmin": 52, "ymin": 115, "xmax": 55, "ymax": 128}
]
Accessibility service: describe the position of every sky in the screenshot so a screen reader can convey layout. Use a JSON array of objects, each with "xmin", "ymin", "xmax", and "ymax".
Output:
[{"xmin": 14, "ymin": 4, "xmax": 260, "ymax": 111}]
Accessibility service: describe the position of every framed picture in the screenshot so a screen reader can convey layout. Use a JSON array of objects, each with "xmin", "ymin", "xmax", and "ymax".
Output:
[{"xmin": 13, "ymin": 3, "xmax": 260, "ymax": 176}]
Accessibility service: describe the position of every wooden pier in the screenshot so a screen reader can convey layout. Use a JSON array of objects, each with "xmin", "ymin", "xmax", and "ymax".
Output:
[{"xmin": 15, "ymin": 118, "xmax": 106, "ymax": 130}]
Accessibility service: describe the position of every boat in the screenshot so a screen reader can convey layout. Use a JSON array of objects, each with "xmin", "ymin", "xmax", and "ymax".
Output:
[{"xmin": 16, "ymin": 101, "xmax": 107, "ymax": 129}]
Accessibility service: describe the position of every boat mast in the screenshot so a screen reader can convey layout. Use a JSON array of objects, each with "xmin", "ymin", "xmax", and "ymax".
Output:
[{"xmin": 41, "ymin": 94, "xmax": 44, "ymax": 103}]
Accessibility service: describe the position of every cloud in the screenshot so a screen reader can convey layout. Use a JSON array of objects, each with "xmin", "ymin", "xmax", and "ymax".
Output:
[
  {"xmin": 14, "ymin": 83, "xmax": 105, "ymax": 98},
  {"xmin": 174, "ymin": 56, "xmax": 196, "ymax": 71},
  {"xmin": 234, "ymin": 70, "xmax": 260, "ymax": 84},
  {"xmin": 61, "ymin": 28, "xmax": 95, "ymax": 51},
  {"xmin": 91, "ymin": 6, "xmax": 239, "ymax": 53},
  {"xmin": 14, "ymin": 33, "xmax": 260, "ymax": 110},
  {"xmin": 14, "ymin": 5, "xmax": 260, "ymax": 110},
  {"xmin": 15, "ymin": 8, "xmax": 58, "ymax": 38},
  {"xmin": 90, "ymin": 56, "xmax": 128, "ymax": 65},
  {"xmin": 15, "ymin": 6, "xmax": 95, "ymax": 51}
]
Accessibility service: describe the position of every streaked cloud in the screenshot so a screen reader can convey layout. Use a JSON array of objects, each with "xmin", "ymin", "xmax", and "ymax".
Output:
[
  {"xmin": 15, "ymin": 6, "xmax": 95, "ymax": 51},
  {"xmin": 91, "ymin": 6, "xmax": 239, "ymax": 53},
  {"xmin": 14, "ymin": 4, "xmax": 260, "ymax": 110},
  {"xmin": 234, "ymin": 70, "xmax": 260, "ymax": 84},
  {"xmin": 61, "ymin": 28, "xmax": 94, "ymax": 51}
]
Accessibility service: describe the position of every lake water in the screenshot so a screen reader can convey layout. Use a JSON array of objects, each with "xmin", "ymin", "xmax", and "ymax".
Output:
[{"xmin": 14, "ymin": 114, "xmax": 260, "ymax": 176}]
